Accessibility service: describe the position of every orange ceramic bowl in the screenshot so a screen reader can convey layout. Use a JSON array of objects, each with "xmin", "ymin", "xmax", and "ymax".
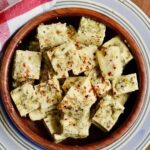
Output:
[{"xmin": 0, "ymin": 8, "xmax": 147, "ymax": 150}]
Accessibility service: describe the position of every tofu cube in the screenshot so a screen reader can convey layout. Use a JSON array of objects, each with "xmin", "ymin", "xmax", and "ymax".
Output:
[
  {"xmin": 62, "ymin": 77, "xmax": 86, "ymax": 93},
  {"xmin": 37, "ymin": 23, "xmax": 69, "ymax": 49},
  {"xmin": 112, "ymin": 73, "xmax": 139, "ymax": 96},
  {"xmin": 51, "ymin": 42, "xmax": 81, "ymax": 78},
  {"xmin": 97, "ymin": 46, "xmax": 123, "ymax": 79},
  {"xmin": 10, "ymin": 83, "xmax": 39, "ymax": 117},
  {"xmin": 89, "ymin": 68, "xmax": 111, "ymax": 97},
  {"xmin": 44, "ymin": 110, "xmax": 61, "ymax": 135},
  {"xmin": 12, "ymin": 50, "xmax": 41, "ymax": 81},
  {"xmin": 76, "ymin": 17, "xmax": 106, "ymax": 46},
  {"xmin": 103, "ymin": 36, "xmax": 133, "ymax": 66},
  {"xmin": 58, "ymin": 77, "xmax": 96, "ymax": 139},
  {"xmin": 29, "ymin": 109, "xmax": 46, "ymax": 121},
  {"xmin": 34, "ymin": 78, "xmax": 62, "ymax": 110},
  {"xmin": 92, "ymin": 95, "xmax": 124, "ymax": 131},
  {"xmin": 73, "ymin": 45, "xmax": 98, "ymax": 75},
  {"xmin": 113, "ymin": 93, "xmax": 130, "ymax": 105}
]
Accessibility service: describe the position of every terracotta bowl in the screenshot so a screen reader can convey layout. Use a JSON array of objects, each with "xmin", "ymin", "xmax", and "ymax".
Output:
[{"xmin": 0, "ymin": 8, "xmax": 147, "ymax": 150}]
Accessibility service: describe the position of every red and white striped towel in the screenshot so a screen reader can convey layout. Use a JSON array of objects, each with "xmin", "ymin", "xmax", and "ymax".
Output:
[{"xmin": 0, "ymin": 0, "xmax": 56, "ymax": 51}]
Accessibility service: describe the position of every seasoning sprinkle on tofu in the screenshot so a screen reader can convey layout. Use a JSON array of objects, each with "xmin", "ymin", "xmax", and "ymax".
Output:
[{"xmin": 112, "ymin": 73, "xmax": 139, "ymax": 96}]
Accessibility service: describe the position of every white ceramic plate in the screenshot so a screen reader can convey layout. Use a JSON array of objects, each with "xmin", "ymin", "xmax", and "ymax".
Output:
[{"xmin": 0, "ymin": 0, "xmax": 150, "ymax": 149}]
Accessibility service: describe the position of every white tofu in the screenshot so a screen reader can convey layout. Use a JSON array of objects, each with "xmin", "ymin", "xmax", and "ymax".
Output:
[
  {"xmin": 89, "ymin": 68, "xmax": 111, "ymax": 97},
  {"xmin": 10, "ymin": 83, "xmax": 39, "ymax": 117},
  {"xmin": 76, "ymin": 17, "xmax": 106, "ymax": 46},
  {"xmin": 44, "ymin": 110, "xmax": 61, "ymax": 135},
  {"xmin": 53, "ymin": 134, "xmax": 67, "ymax": 143},
  {"xmin": 92, "ymin": 95, "xmax": 124, "ymax": 131},
  {"xmin": 12, "ymin": 50, "xmax": 41, "ymax": 81},
  {"xmin": 37, "ymin": 23, "xmax": 69, "ymax": 49},
  {"xmin": 58, "ymin": 77, "xmax": 96, "ymax": 139},
  {"xmin": 60, "ymin": 111, "xmax": 91, "ymax": 139},
  {"xmin": 103, "ymin": 36, "xmax": 133, "ymax": 66},
  {"xmin": 112, "ymin": 73, "xmax": 139, "ymax": 96},
  {"xmin": 62, "ymin": 77, "xmax": 85, "ymax": 93},
  {"xmin": 97, "ymin": 46, "xmax": 123, "ymax": 79},
  {"xmin": 29, "ymin": 109, "xmax": 46, "ymax": 121},
  {"xmin": 51, "ymin": 42, "xmax": 81, "ymax": 78},
  {"xmin": 73, "ymin": 45, "xmax": 98, "ymax": 75},
  {"xmin": 34, "ymin": 78, "xmax": 62, "ymax": 110},
  {"xmin": 113, "ymin": 93, "xmax": 130, "ymax": 105}
]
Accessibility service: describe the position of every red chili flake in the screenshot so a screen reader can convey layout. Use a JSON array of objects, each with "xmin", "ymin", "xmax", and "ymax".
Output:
[
  {"xmin": 85, "ymin": 95, "xmax": 89, "ymax": 98},
  {"xmin": 23, "ymin": 63, "xmax": 26, "ymax": 67},
  {"xmin": 108, "ymin": 72, "xmax": 112, "ymax": 76},
  {"xmin": 64, "ymin": 118, "xmax": 67, "ymax": 121},
  {"xmin": 77, "ymin": 84, "xmax": 80, "ymax": 88},
  {"xmin": 80, "ymin": 67, "xmax": 83, "ymax": 71},
  {"xmin": 56, "ymin": 30, "xmax": 61, "ymax": 34},
  {"xmin": 75, "ymin": 109, "xmax": 78, "ymax": 112},
  {"xmin": 113, "ymin": 91, "xmax": 116, "ymax": 95},
  {"xmin": 113, "ymin": 65, "xmax": 116, "ymax": 69}
]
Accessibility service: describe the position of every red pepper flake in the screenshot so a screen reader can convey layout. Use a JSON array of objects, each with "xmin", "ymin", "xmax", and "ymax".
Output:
[
  {"xmin": 75, "ymin": 109, "xmax": 78, "ymax": 112},
  {"xmin": 108, "ymin": 72, "xmax": 112, "ymax": 76},
  {"xmin": 23, "ymin": 63, "xmax": 26, "ymax": 67},
  {"xmin": 64, "ymin": 118, "xmax": 67, "ymax": 121},
  {"xmin": 85, "ymin": 95, "xmax": 89, "ymax": 98}
]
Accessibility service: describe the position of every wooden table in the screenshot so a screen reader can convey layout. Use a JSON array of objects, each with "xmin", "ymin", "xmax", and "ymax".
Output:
[{"xmin": 132, "ymin": 1, "xmax": 150, "ymax": 149}]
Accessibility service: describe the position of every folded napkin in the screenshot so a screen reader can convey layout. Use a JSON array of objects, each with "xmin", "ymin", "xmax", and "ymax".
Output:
[
  {"xmin": 0, "ymin": 0, "xmax": 56, "ymax": 51},
  {"xmin": 0, "ymin": 0, "xmax": 21, "ymax": 13}
]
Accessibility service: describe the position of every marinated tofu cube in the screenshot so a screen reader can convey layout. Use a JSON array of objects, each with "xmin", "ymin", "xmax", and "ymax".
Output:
[
  {"xmin": 10, "ymin": 83, "xmax": 39, "ymax": 117},
  {"xmin": 62, "ymin": 77, "xmax": 86, "ymax": 93},
  {"xmin": 34, "ymin": 78, "xmax": 62, "ymax": 110},
  {"xmin": 51, "ymin": 42, "xmax": 81, "ymax": 78},
  {"xmin": 53, "ymin": 134, "xmax": 67, "ymax": 143},
  {"xmin": 76, "ymin": 17, "xmax": 106, "ymax": 46},
  {"xmin": 89, "ymin": 68, "xmax": 111, "ymax": 97},
  {"xmin": 29, "ymin": 109, "xmax": 46, "ymax": 121},
  {"xmin": 103, "ymin": 36, "xmax": 133, "ymax": 66},
  {"xmin": 12, "ymin": 50, "xmax": 41, "ymax": 81},
  {"xmin": 113, "ymin": 93, "xmax": 130, "ymax": 105},
  {"xmin": 112, "ymin": 73, "xmax": 139, "ymax": 96},
  {"xmin": 97, "ymin": 46, "xmax": 123, "ymax": 79},
  {"xmin": 58, "ymin": 77, "xmax": 96, "ymax": 139},
  {"xmin": 60, "ymin": 111, "xmax": 91, "ymax": 139},
  {"xmin": 73, "ymin": 45, "xmax": 98, "ymax": 75},
  {"xmin": 37, "ymin": 23, "xmax": 69, "ymax": 49},
  {"xmin": 92, "ymin": 95, "xmax": 124, "ymax": 132},
  {"xmin": 44, "ymin": 110, "xmax": 61, "ymax": 135}
]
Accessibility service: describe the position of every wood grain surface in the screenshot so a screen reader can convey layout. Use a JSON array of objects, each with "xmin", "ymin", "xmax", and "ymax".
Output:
[
  {"xmin": 133, "ymin": 0, "xmax": 150, "ymax": 17},
  {"xmin": 132, "ymin": 1, "xmax": 150, "ymax": 150}
]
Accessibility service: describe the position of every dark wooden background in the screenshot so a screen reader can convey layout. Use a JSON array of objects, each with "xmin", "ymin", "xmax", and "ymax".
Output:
[{"xmin": 132, "ymin": 0, "xmax": 150, "ymax": 149}]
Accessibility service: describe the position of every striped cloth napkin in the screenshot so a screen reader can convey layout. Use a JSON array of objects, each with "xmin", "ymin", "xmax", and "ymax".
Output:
[{"xmin": 0, "ymin": 0, "xmax": 56, "ymax": 52}]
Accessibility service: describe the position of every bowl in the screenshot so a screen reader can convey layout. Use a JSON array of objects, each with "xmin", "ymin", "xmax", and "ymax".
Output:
[{"xmin": 0, "ymin": 8, "xmax": 147, "ymax": 150}]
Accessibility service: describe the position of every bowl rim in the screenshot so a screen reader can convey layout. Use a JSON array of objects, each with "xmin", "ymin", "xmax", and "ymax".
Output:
[{"xmin": 0, "ymin": 7, "xmax": 147, "ymax": 150}]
